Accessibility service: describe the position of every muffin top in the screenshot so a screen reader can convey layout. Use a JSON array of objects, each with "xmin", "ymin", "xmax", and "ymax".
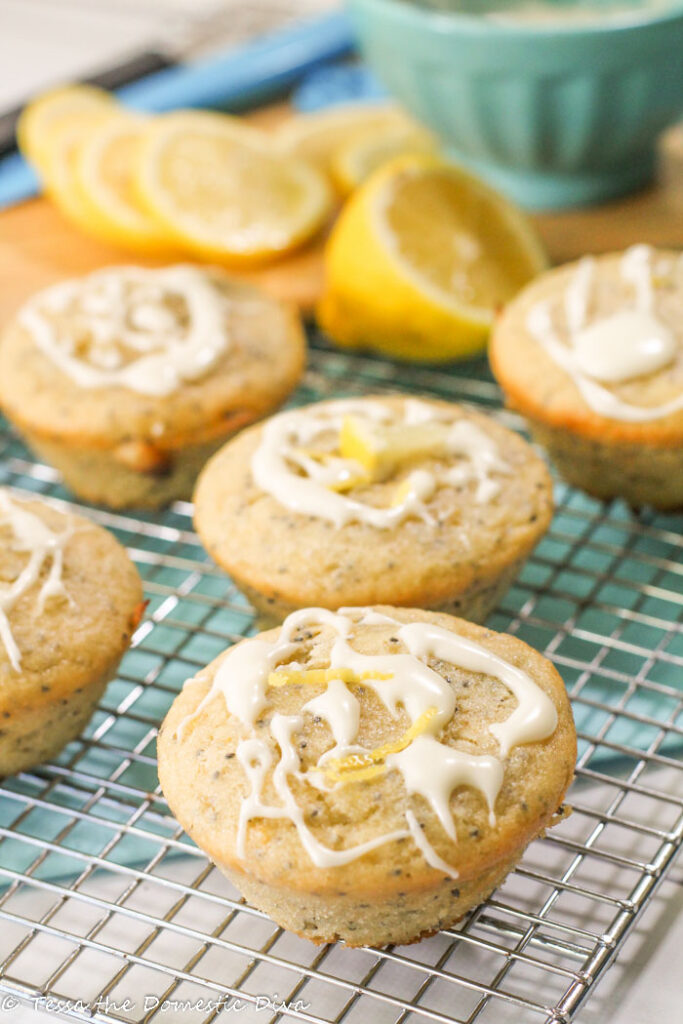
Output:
[
  {"xmin": 0, "ymin": 265, "xmax": 305, "ymax": 448},
  {"xmin": 158, "ymin": 606, "xmax": 576, "ymax": 895},
  {"xmin": 193, "ymin": 395, "xmax": 553, "ymax": 608},
  {"xmin": 490, "ymin": 246, "xmax": 683, "ymax": 444},
  {"xmin": 0, "ymin": 490, "xmax": 143, "ymax": 704}
]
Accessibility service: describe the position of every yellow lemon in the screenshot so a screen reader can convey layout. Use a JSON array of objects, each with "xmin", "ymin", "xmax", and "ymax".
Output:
[
  {"xmin": 17, "ymin": 83, "xmax": 116, "ymax": 170},
  {"xmin": 39, "ymin": 112, "xmax": 122, "ymax": 234},
  {"xmin": 318, "ymin": 154, "xmax": 548, "ymax": 363},
  {"xmin": 135, "ymin": 110, "xmax": 333, "ymax": 267},
  {"xmin": 275, "ymin": 103, "xmax": 416, "ymax": 180},
  {"xmin": 74, "ymin": 115, "xmax": 176, "ymax": 254},
  {"xmin": 331, "ymin": 124, "xmax": 436, "ymax": 195}
]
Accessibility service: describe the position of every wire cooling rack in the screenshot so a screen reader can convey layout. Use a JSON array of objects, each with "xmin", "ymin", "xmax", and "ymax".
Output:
[{"xmin": 0, "ymin": 335, "xmax": 681, "ymax": 1024}]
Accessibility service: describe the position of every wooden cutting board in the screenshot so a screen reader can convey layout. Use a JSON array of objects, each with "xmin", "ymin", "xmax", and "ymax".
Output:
[
  {"xmin": 0, "ymin": 196, "xmax": 328, "ymax": 321},
  {"xmin": 0, "ymin": 102, "xmax": 680, "ymax": 327}
]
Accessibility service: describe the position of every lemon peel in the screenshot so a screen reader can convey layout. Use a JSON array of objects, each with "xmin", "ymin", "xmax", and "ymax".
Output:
[
  {"xmin": 339, "ymin": 415, "xmax": 452, "ymax": 481},
  {"xmin": 291, "ymin": 448, "xmax": 370, "ymax": 493},
  {"xmin": 74, "ymin": 115, "xmax": 174, "ymax": 253},
  {"xmin": 268, "ymin": 667, "xmax": 391, "ymax": 689},
  {"xmin": 324, "ymin": 707, "xmax": 439, "ymax": 786}
]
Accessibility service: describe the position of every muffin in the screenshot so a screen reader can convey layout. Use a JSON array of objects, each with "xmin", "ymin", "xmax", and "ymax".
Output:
[
  {"xmin": 0, "ymin": 265, "xmax": 306, "ymax": 508},
  {"xmin": 158, "ymin": 605, "xmax": 576, "ymax": 946},
  {"xmin": 0, "ymin": 489, "xmax": 143, "ymax": 775},
  {"xmin": 490, "ymin": 245, "xmax": 683, "ymax": 509},
  {"xmin": 193, "ymin": 395, "xmax": 553, "ymax": 624}
]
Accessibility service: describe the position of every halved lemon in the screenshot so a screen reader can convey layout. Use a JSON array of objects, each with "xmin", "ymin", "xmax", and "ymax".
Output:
[
  {"xmin": 17, "ymin": 83, "xmax": 116, "ymax": 170},
  {"xmin": 331, "ymin": 124, "xmax": 436, "ymax": 195},
  {"xmin": 318, "ymin": 154, "xmax": 547, "ymax": 362},
  {"xmin": 74, "ymin": 115, "xmax": 175, "ymax": 254},
  {"xmin": 135, "ymin": 110, "xmax": 333, "ymax": 267},
  {"xmin": 275, "ymin": 103, "xmax": 415, "ymax": 180}
]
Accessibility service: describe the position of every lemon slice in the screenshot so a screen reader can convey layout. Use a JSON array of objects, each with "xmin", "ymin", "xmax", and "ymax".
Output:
[
  {"xmin": 318, "ymin": 154, "xmax": 547, "ymax": 362},
  {"xmin": 74, "ymin": 116, "xmax": 175, "ymax": 254},
  {"xmin": 331, "ymin": 125, "xmax": 436, "ymax": 195},
  {"xmin": 339, "ymin": 415, "xmax": 451, "ymax": 481},
  {"xmin": 135, "ymin": 111, "xmax": 333, "ymax": 267},
  {"xmin": 39, "ymin": 111, "xmax": 123, "ymax": 234},
  {"xmin": 17, "ymin": 84, "xmax": 116, "ymax": 170},
  {"xmin": 275, "ymin": 103, "xmax": 415, "ymax": 179}
]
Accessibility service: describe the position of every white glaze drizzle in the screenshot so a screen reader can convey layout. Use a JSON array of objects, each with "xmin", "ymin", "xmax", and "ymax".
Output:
[
  {"xmin": 251, "ymin": 399, "xmax": 509, "ymax": 529},
  {"xmin": 18, "ymin": 265, "xmax": 233, "ymax": 397},
  {"xmin": 397, "ymin": 620, "xmax": 557, "ymax": 757},
  {"xmin": 621, "ymin": 244, "xmax": 654, "ymax": 314},
  {"xmin": 405, "ymin": 809, "xmax": 459, "ymax": 881},
  {"xmin": 179, "ymin": 607, "xmax": 558, "ymax": 877},
  {"xmin": 574, "ymin": 311, "xmax": 676, "ymax": 384},
  {"xmin": 177, "ymin": 636, "xmax": 301, "ymax": 740},
  {"xmin": 303, "ymin": 677, "xmax": 360, "ymax": 751},
  {"xmin": 564, "ymin": 255, "xmax": 594, "ymax": 335},
  {"xmin": 387, "ymin": 735, "xmax": 504, "ymax": 834},
  {"xmin": 235, "ymin": 717, "xmax": 409, "ymax": 865},
  {"xmin": 0, "ymin": 491, "xmax": 72, "ymax": 670},
  {"xmin": 527, "ymin": 245, "xmax": 682, "ymax": 421}
]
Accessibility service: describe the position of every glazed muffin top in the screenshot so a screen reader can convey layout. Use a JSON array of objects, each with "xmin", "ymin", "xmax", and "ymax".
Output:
[
  {"xmin": 490, "ymin": 246, "xmax": 683, "ymax": 445},
  {"xmin": 0, "ymin": 265, "xmax": 305, "ymax": 448},
  {"xmin": 0, "ymin": 490, "xmax": 143, "ymax": 706},
  {"xmin": 158, "ymin": 606, "xmax": 576, "ymax": 895},
  {"xmin": 193, "ymin": 394, "xmax": 553, "ymax": 609}
]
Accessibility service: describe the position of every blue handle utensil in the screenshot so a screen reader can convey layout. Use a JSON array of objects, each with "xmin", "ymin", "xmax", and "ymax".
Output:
[{"xmin": 0, "ymin": 9, "xmax": 354, "ymax": 210}]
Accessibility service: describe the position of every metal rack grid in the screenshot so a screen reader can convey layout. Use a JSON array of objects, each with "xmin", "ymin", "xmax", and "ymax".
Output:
[{"xmin": 0, "ymin": 337, "xmax": 681, "ymax": 1024}]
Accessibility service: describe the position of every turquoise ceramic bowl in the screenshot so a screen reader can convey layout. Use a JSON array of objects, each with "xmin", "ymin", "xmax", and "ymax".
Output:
[{"xmin": 348, "ymin": 0, "xmax": 683, "ymax": 208}]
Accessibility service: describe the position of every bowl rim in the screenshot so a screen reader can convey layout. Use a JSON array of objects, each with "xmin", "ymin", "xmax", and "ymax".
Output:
[{"xmin": 348, "ymin": 0, "xmax": 683, "ymax": 38}]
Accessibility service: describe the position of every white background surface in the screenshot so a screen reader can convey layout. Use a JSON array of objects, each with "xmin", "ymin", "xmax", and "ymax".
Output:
[{"xmin": 0, "ymin": 2, "xmax": 680, "ymax": 1021}]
